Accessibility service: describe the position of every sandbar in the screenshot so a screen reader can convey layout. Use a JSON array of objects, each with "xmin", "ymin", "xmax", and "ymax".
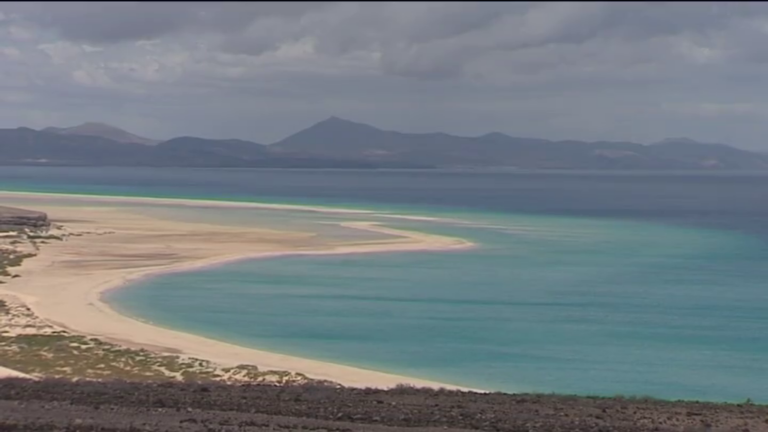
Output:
[{"xmin": 0, "ymin": 191, "xmax": 478, "ymax": 390}]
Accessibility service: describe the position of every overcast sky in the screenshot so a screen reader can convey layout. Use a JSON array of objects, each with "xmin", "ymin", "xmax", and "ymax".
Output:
[{"xmin": 2, "ymin": 2, "xmax": 768, "ymax": 149}]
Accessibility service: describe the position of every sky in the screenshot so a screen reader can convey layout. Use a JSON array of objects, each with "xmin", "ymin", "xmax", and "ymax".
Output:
[{"xmin": 1, "ymin": 2, "xmax": 768, "ymax": 149}]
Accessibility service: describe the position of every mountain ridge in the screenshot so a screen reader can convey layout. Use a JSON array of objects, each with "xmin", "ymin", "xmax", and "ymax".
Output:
[
  {"xmin": 1, "ymin": 117, "xmax": 765, "ymax": 170},
  {"xmin": 270, "ymin": 117, "xmax": 768, "ymax": 170},
  {"xmin": 42, "ymin": 122, "xmax": 160, "ymax": 145}
]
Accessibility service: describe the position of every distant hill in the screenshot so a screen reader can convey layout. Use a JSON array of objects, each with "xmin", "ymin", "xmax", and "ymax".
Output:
[
  {"xmin": 42, "ymin": 122, "xmax": 159, "ymax": 145},
  {"xmin": 645, "ymin": 138, "xmax": 766, "ymax": 169},
  {"xmin": 0, "ymin": 127, "xmax": 157, "ymax": 166},
  {"xmin": 0, "ymin": 118, "xmax": 766, "ymax": 170},
  {"xmin": 272, "ymin": 117, "xmax": 768, "ymax": 170},
  {"xmin": 0, "ymin": 127, "xmax": 417, "ymax": 169},
  {"xmin": 157, "ymin": 137, "xmax": 270, "ymax": 162},
  {"xmin": 151, "ymin": 136, "xmax": 391, "ymax": 168}
]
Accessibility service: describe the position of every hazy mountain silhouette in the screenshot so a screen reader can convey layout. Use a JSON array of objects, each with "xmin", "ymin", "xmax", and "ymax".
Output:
[
  {"xmin": 0, "ymin": 117, "xmax": 765, "ymax": 170},
  {"xmin": 0, "ymin": 127, "xmax": 412, "ymax": 168},
  {"xmin": 42, "ymin": 122, "xmax": 159, "ymax": 145},
  {"xmin": 158, "ymin": 137, "xmax": 270, "ymax": 160},
  {"xmin": 272, "ymin": 117, "xmax": 768, "ymax": 170}
]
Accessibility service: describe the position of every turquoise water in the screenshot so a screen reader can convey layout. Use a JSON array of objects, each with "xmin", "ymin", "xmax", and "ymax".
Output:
[
  {"xmin": 2, "ymin": 167, "xmax": 768, "ymax": 402},
  {"xmin": 108, "ymin": 212, "xmax": 768, "ymax": 402}
]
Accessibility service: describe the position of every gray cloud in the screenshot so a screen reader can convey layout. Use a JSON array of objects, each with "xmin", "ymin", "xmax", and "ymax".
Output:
[
  {"xmin": 1, "ymin": 2, "xmax": 768, "ymax": 149},
  {"xmin": 3, "ymin": 2, "xmax": 331, "ymax": 43}
]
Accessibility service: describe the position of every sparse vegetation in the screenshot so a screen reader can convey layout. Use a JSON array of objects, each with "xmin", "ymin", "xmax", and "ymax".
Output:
[
  {"xmin": 0, "ymin": 332, "xmax": 325, "ymax": 384},
  {"xmin": 0, "ymin": 224, "xmax": 48, "ymax": 280},
  {"xmin": 26, "ymin": 234, "xmax": 63, "ymax": 241},
  {"xmin": 0, "ymin": 300, "xmax": 336, "ymax": 386},
  {"xmin": 0, "ymin": 251, "xmax": 36, "ymax": 277}
]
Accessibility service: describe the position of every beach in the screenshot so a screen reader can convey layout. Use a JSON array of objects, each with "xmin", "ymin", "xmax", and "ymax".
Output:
[
  {"xmin": 0, "ymin": 366, "xmax": 34, "ymax": 380},
  {"xmin": 0, "ymin": 191, "xmax": 475, "ymax": 390}
]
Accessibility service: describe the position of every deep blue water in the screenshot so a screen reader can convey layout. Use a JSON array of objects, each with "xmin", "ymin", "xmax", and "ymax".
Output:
[{"xmin": 1, "ymin": 167, "xmax": 767, "ymax": 402}]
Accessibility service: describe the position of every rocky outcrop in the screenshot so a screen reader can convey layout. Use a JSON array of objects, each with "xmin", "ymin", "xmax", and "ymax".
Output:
[{"xmin": 0, "ymin": 206, "xmax": 49, "ymax": 230}]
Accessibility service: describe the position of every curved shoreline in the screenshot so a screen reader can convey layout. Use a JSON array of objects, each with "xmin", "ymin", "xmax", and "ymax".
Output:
[
  {"xmin": 91, "ymin": 222, "xmax": 476, "ymax": 388},
  {"xmin": 0, "ymin": 192, "xmax": 483, "ymax": 391}
]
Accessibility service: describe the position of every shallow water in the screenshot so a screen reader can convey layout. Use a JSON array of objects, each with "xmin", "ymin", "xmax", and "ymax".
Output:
[{"xmin": 2, "ymin": 167, "xmax": 767, "ymax": 402}]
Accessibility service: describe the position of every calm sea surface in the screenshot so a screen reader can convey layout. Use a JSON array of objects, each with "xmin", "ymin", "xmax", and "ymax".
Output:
[{"xmin": 1, "ymin": 167, "xmax": 767, "ymax": 402}]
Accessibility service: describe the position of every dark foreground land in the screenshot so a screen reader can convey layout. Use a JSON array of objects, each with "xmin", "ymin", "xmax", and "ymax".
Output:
[{"xmin": 1, "ymin": 380, "xmax": 767, "ymax": 432}]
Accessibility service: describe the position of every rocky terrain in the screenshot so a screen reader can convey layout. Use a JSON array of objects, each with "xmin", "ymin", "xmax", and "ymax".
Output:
[
  {"xmin": 0, "ymin": 212, "xmax": 54, "ymax": 285},
  {"xmin": 0, "ymin": 379, "xmax": 767, "ymax": 432},
  {"xmin": 0, "ymin": 211, "xmax": 63, "ymax": 284},
  {"xmin": 0, "ymin": 206, "xmax": 49, "ymax": 231}
]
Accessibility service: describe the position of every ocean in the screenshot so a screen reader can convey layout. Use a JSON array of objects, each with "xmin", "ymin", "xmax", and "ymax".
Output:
[{"xmin": 1, "ymin": 167, "xmax": 767, "ymax": 402}]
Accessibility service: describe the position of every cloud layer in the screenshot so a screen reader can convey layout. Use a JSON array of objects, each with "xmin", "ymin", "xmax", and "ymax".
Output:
[{"xmin": 2, "ymin": 1, "xmax": 768, "ymax": 149}]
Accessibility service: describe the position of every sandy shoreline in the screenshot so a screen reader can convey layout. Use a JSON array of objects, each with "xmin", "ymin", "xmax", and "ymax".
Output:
[
  {"xmin": 0, "ymin": 191, "xmax": 479, "ymax": 390},
  {"xmin": 0, "ymin": 366, "xmax": 34, "ymax": 380}
]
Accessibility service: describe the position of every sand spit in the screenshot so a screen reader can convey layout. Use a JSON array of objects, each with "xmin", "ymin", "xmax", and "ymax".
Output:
[
  {"xmin": 0, "ymin": 191, "xmax": 382, "ymax": 216},
  {"xmin": 0, "ymin": 192, "xmax": 477, "ymax": 390}
]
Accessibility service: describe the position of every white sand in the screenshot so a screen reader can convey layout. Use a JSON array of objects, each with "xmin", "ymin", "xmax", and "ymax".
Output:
[
  {"xmin": 0, "ymin": 192, "xmax": 478, "ymax": 390},
  {"xmin": 0, "ymin": 366, "xmax": 35, "ymax": 380}
]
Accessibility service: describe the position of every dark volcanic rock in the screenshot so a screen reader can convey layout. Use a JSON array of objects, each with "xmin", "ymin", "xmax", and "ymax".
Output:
[
  {"xmin": 0, "ymin": 379, "xmax": 766, "ymax": 432},
  {"xmin": 0, "ymin": 206, "xmax": 49, "ymax": 230}
]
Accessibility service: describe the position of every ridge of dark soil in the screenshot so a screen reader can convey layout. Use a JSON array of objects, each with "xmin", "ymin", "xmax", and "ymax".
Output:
[{"xmin": 1, "ymin": 379, "xmax": 767, "ymax": 432}]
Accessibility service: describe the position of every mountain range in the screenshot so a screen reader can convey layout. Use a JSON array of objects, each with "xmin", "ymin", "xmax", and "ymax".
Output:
[
  {"xmin": 1, "ymin": 117, "xmax": 766, "ymax": 170},
  {"xmin": 42, "ymin": 122, "xmax": 160, "ymax": 146}
]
